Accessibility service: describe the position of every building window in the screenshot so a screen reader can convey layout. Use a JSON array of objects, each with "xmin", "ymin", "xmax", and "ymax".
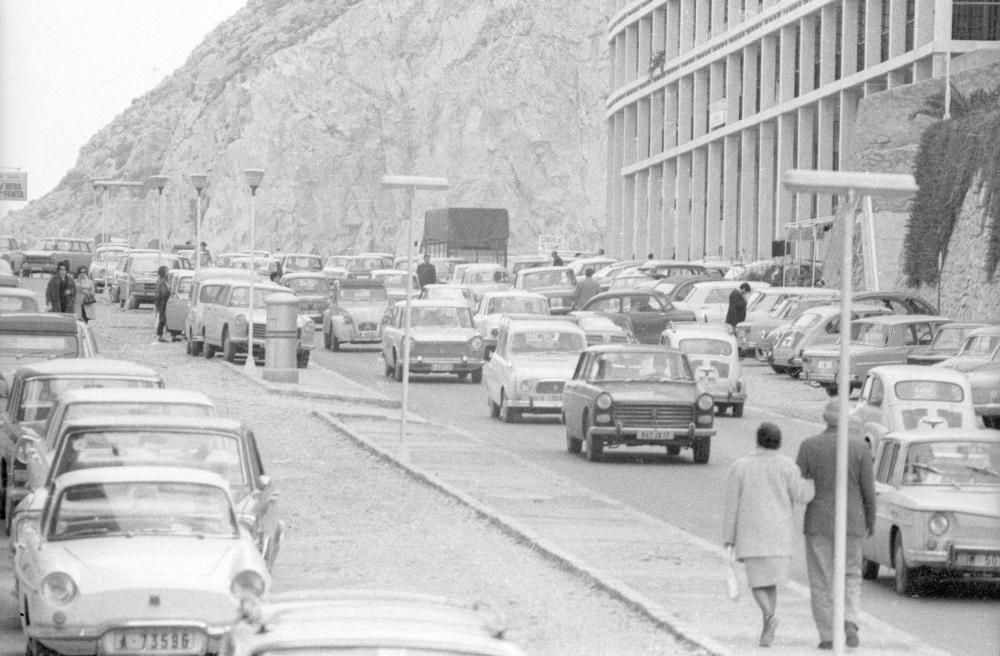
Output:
[
  {"xmin": 857, "ymin": 4, "xmax": 866, "ymax": 70},
  {"xmin": 905, "ymin": 0, "xmax": 916, "ymax": 51},
  {"xmin": 794, "ymin": 25, "xmax": 801, "ymax": 97},
  {"xmin": 755, "ymin": 49, "xmax": 762, "ymax": 113},
  {"xmin": 835, "ymin": 4, "xmax": 843, "ymax": 79},
  {"xmin": 880, "ymin": 0, "xmax": 891, "ymax": 63},
  {"xmin": 814, "ymin": 18, "xmax": 822, "ymax": 88},
  {"xmin": 953, "ymin": 0, "xmax": 1000, "ymax": 40}
]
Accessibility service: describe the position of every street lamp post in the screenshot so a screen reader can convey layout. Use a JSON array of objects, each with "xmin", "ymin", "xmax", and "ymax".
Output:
[
  {"xmin": 148, "ymin": 175, "xmax": 169, "ymax": 253},
  {"xmin": 244, "ymin": 169, "xmax": 265, "ymax": 372},
  {"xmin": 380, "ymin": 175, "xmax": 449, "ymax": 460},
  {"xmin": 92, "ymin": 180, "xmax": 144, "ymax": 248},
  {"xmin": 783, "ymin": 169, "xmax": 917, "ymax": 656},
  {"xmin": 190, "ymin": 174, "xmax": 209, "ymax": 269}
]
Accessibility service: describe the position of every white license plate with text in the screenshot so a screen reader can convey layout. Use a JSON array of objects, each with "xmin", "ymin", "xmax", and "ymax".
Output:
[
  {"xmin": 103, "ymin": 630, "xmax": 205, "ymax": 655},
  {"xmin": 430, "ymin": 363, "xmax": 452, "ymax": 372},
  {"xmin": 637, "ymin": 429, "xmax": 673, "ymax": 440},
  {"xmin": 955, "ymin": 551, "xmax": 1000, "ymax": 568},
  {"xmin": 539, "ymin": 394, "xmax": 562, "ymax": 403}
]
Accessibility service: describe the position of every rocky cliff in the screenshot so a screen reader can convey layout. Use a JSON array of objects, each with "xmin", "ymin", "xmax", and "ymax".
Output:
[{"xmin": 3, "ymin": 0, "xmax": 610, "ymax": 256}]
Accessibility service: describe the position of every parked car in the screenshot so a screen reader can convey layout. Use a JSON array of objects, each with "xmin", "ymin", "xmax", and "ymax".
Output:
[
  {"xmin": 0, "ymin": 313, "xmax": 99, "ymax": 378},
  {"xmin": 862, "ymin": 429, "xmax": 1000, "ymax": 595},
  {"xmin": 0, "ymin": 288, "xmax": 38, "ymax": 314},
  {"xmin": 769, "ymin": 304, "xmax": 893, "ymax": 376},
  {"xmin": 0, "ymin": 259, "xmax": 18, "ymax": 288},
  {"xmin": 483, "ymin": 316, "xmax": 585, "ymax": 422},
  {"xmin": 15, "ymin": 414, "xmax": 283, "ymax": 568},
  {"xmin": 905, "ymin": 322, "xmax": 989, "ymax": 365},
  {"xmin": 567, "ymin": 256, "xmax": 619, "ymax": 278},
  {"xmin": 278, "ymin": 252, "xmax": 323, "ymax": 274},
  {"xmin": 348, "ymin": 253, "xmax": 395, "ymax": 279},
  {"xmin": 455, "ymin": 263, "xmax": 513, "ymax": 302},
  {"xmin": 418, "ymin": 283, "xmax": 477, "ymax": 310},
  {"xmin": 201, "ymin": 279, "xmax": 315, "ymax": 368},
  {"xmin": 0, "ymin": 235, "xmax": 25, "ymax": 274},
  {"xmin": 473, "ymin": 290, "xmax": 550, "ymax": 356},
  {"xmin": 14, "ymin": 467, "xmax": 271, "ymax": 656},
  {"xmin": 184, "ymin": 268, "xmax": 253, "ymax": 356},
  {"xmin": 380, "ymin": 300, "xmax": 485, "ymax": 382},
  {"xmin": 231, "ymin": 256, "xmax": 281, "ymax": 278},
  {"xmin": 112, "ymin": 251, "xmax": 190, "ymax": 309},
  {"xmin": 592, "ymin": 260, "xmax": 643, "ymax": 290},
  {"xmin": 570, "ymin": 311, "xmax": 636, "ymax": 346},
  {"xmin": 370, "ymin": 268, "xmax": 419, "ymax": 303},
  {"xmin": 737, "ymin": 292, "xmax": 841, "ymax": 358},
  {"xmin": 562, "ymin": 345, "xmax": 716, "ymax": 462},
  {"xmin": 801, "ymin": 314, "xmax": 953, "ymax": 392},
  {"xmin": 853, "ymin": 291, "xmax": 938, "ymax": 315},
  {"xmin": 281, "ymin": 272, "xmax": 333, "ymax": 324},
  {"xmin": 660, "ymin": 323, "xmax": 746, "ymax": 417},
  {"xmin": 508, "ymin": 254, "xmax": 551, "ymax": 276},
  {"xmin": 513, "ymin": 266, "xmax": 577, "ymax": 315},
  {"xmin": 579, "ymin": 289, "xmax": 696, "ymax": 344},
  {"xmin": 936, "ymin": 324, "xmax": 1000, "ymax": 372},
  {"xmin": 20, "ymin": 237, "xmax": 93, "ymax": 277},
  {"xmin": 672, "ymin": 279, "xmax": 770, "ymax": 324},
  {"xmin": 322, "ymin": 279, "xmax": 388, "ymax": 351},
  {"xmin": 223, "ymin": 590, "xmax": 526, "ymax": 656},
  {"xmin": 848, "ymin": 365, "xmax": 979, "ymax": 452},
  {"xmin": 164, "ymin": 269, "xmax": 195, "ymax": 340},
  {"xmin": 937, "ymin": 326, "xmax": 1000, "ymax": 428},
  {"xmin": 0, "ymin": 358, "xmax": 164, "ymax": 529},
  {"xmin": 635, "ymin": 260, "xmax": 711, "ymax": 279}
]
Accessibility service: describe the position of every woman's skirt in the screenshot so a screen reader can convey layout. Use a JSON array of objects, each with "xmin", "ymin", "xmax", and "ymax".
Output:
[{"xmin": 742, "ymin": 555, "xmax": 790, "ymax": 588}]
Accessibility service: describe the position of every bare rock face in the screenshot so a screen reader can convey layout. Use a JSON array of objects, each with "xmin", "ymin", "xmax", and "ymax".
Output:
[{"xmin": 3, "ymin": 0, "xmax": 609, "ymax": 255}]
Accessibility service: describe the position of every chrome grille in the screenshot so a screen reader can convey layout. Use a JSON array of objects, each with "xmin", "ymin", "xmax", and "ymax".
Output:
[
  {"xmin": 535, "ymin": 380, "xmax": 564, "ymax": 394},
  {"xmin": 135, "ymin": 282, "xmax": 157, "ymax": 295},
  {"xmin": 358, "ymin": 322, "xmax": 377, "ymax": 332},
  {"xmin": 252, "ymin": 324, "xmax": 266, "ymax": 339},
  {"xmin": 411, "ymin": 342, "xmax": 465, "ymax": 358},
  {"xmin": 954, "ymin": 513, "xmax": 1000, "ymax": 544},
  {"xmin": 614, "ymin": 404, "xmax": 693, "ymax": 428}
]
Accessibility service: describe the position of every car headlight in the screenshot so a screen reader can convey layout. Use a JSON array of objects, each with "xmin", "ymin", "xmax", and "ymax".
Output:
[
  {"xmin": 696, "ymin": 394, "xmax": 714, "ymax": 411},
  {"xmin": 231, "ymin": 570, "xmax": 266, "ymax": 601},
  {"xmin": 41, "ymin": 572, "xmax": 78, "ymax": 606},
  {"xmin": 233, "ymin": 315, "xmax": 249, "ymax": 338},
  {"xmin": 928, "ymin": 512, "xmax": 950, "ymax": 536},
  {"xmin": 469, "ymin": 336, "xmax": 483, "ymax": 351},
  {"xmin": 520, "ymin": 379, "xmax": 535, "ymax": 392},
  {"xmin": 596, "ymin": 393, "xmax": 613, "ymax": 410}
]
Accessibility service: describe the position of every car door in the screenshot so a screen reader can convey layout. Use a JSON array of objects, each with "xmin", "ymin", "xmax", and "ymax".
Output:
[
  {"xmin": 869, "ymin": 439, "xmax": 900, "ymax": 565},
  {"xmin": 623, "ymin": 294, "xmax": 665, "ymax": 344},
  {"xmin": 483, "ymin": 326, "xmax": 510, "ymax": 406},
  {"xmin": 245, "ymin": 429, "xmax": 280, "ymax": 566},
  {"xmin": 562, "ymin": 352, "xmax": 593, "ymax": 433},
  {"xmin": 165, "ymin": 275, "xmax": 190, "ymax": 332},
  {"xmin": 850, "ymin": 373, "xmax": 886, "ymax": 445},
  {"xmin": 202, "ymin": 285, "xmax": 229, "ymax": 345}
]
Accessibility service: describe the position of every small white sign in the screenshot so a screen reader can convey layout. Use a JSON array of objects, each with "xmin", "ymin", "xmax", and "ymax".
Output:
[
  {"xmin": 538, "ymin": 234, "xmax": 564, "ymax": 253},
  {"xmin": 0, "ymin": 171, "xmax": 27, "ymax": 201}
]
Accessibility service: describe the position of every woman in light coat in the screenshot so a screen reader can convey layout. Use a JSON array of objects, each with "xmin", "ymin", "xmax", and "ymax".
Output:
[
  {"xmin": 722, "ymin": 422, "xmax": 814, "ymax": 647},
  {"xmin": 73, "ymin": 266, "xmax": 96, "ymax": 323}
]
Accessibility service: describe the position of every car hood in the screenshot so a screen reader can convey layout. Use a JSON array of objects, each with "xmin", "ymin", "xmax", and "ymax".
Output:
[
  {"xmin": 896, "ymin": 487, "xmax": 1000, "ymax": 518},
  {"xmin": 938, "ymin": 356, "xmax": 996, "ymax": 373},
  {"xmin": 53, "ymin": 536, "xmax": 251, "ymax": 582},
  {"xmin": 337, "ymin": 305, "xmax": 384, "ymax": 321},
  {"xmin": 597, "ymin": 380, "xmax": 697, "ymax": 402},
  {"xmin": 22, "ymin": 249, "xmax": 57, "ymax": 257},
  {"xmin": 509, "ymin": 354, "xmax": 579, "ymax": 378},
  {"xmin": 410, "ymin": 327, "xmax": 478, "ymax": 341}
]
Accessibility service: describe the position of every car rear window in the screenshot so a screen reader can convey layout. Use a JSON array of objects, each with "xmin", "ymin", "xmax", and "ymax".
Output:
[
  {"xmin": 678, "ymin": 338, "xmax": 732, "ymax": 356},
  {"xmin": 894, "ymin": 380, "xmax": 964, "ymax": 403}
]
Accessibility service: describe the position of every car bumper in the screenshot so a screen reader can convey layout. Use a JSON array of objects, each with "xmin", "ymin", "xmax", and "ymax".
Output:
[
  {"xmin": 28, "ymin": 621, "xmax": 230, "ymax": 656},
  {"xmin": 803, "ymin": 369, "xmax": 861, "ymax": 387},
  {"xmin": 974, "ymin": 402, "xmax": 1000, "ymax": 418},
  {"xmin": 708, "ymin": 391, "xmax": 747, "ymax": 405},
  {"xmin": 505, "ymin": 396, "xmax": 563, "ymax": 413},
  {"xmin": 336, "ymin": 327, "xmax": 382, "ymax": 344},
  {"xmin": 902, "ymin": 545, "xmax": 1000, "ymax": 576},
  {"xmin": 588, "ymin": 424, "xmax": 715, "ymax": 446},
  {"xmin": 407, "ymin": 358, "xmax": 484, "ymax": 374}
]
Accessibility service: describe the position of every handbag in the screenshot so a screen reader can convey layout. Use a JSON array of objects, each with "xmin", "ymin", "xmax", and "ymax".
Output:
[
  {"xmin": 83, "ymin": 290, "xmax": 97, "ymax": 305},
  {"xmin": 725, "ymin": 546, "xmax": 741, "ymax": 601}
]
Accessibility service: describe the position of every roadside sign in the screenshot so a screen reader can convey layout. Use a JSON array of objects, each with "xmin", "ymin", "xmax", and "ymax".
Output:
[
  {"xmin": 0, "ymin": 171, "xmax": 27, "ymax": 201},
  {"xmin": 538, "ymin": 234, "xmax": 563, "ymax": 253}
]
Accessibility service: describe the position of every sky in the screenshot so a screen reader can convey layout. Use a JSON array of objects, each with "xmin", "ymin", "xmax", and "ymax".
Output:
[{"xmin": 0, "ymin": 0, "xmax": 247, "ymax": 214}]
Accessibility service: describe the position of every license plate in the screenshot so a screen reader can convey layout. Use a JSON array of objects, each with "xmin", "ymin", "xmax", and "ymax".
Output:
[
  {"xmin": 103, "ymin": 630, "xmax": 205, "ymax": 655},
  {"xmin": 360, "ymin": 331, "xmax": 377, "ymax": 339},
  {"xmin": 637, "ymin": 429, "xmax": 672, "ymax": 440},
  {"xmin": 430, "ymin": 363, "xmax": 452, "ymax": 372},
  {"xmin": 955, "ymin": 551, "xmax": 1000, "ymax": 568},
  {"xmin": 539, "ymin": 394, "xmax": 562, "ymax": 403},
  {"xmin": 818, "ymin": 360, "xmax": 833, "ymax": 371}
]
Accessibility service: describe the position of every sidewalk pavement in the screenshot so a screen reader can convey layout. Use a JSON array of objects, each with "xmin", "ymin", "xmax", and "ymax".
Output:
[{"xmin": 239, "ymin": 361, "xmax": 951, "ymax": 656}]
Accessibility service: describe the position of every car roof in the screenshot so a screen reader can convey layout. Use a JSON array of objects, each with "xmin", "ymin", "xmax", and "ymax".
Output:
[
  {"xmin": 585, "ymin": 343, "xmax": 684, "ymax": 354},
  {"xmin": 854, "ymin": 314, "xmax": 951, "ymax": 325},
  {"xmin": 867, "ymin": 364, "xmax": 972, "ymax": 384},
  {"xmin": 167, "ymin": 268, "xmax": 194, "ymax": 277},
  {"xmin": 53, "ymin": 465, "xmax": 230, "ymax": 492},
  {"xmin": 282, "ymin": 271, "xmax": 328, "ymax": 279},
  {"xmin": 756, "ymin": 286, "xmax": 836, "ymax": 295},
  {"xmin": 11, "ymin": 358, "xmax": 160, "ymax": 378},
  {"xmin": 281, "ymin": 253, "xmax": 321, "ymax": 258},
  {"xmin": 481, "ymin": 291, "xmax": 547, "ymax": 299},
  {"xmin": 506, "ymin": 318, "xmax": 583, "ymax": 332},
  {"xmin": 0, "ymin": 288, "xmax": 37, "ymax": 298},
  {"xmin": 802, "ymin": 303, "xmax": 891, "ymax": 317},
  {"xmin": 193, "ymin": 267, "xmax": 257, "ymax": 282},
  {"xmin": 391, "ymin": 299, "xmax": 469, "ymax": 309},
  {"xmin": 0, "ymin": 312, "xmax": 78, "ymax": 334},
  {"xmin": 882, "ymin": 428, "xmax": 1000, "ymax": 443},
  {"xmin": 54, "ymin": 387, "xmax": 213, "ymax": 406},
  {"xmin": 966, "ymin": 324, "xmax": 1000, "ymax": 336},
  {"xmin": 517, "ymin": 266, "xmax": 570, "ymax": 274},
  {"xmin": 59, "ymin": 415, "xmax": 243, "ymax": 434}
]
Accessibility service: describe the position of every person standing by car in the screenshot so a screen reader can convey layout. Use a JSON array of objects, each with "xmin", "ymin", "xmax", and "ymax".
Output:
[
  {"xmin": 154, "ymin": 265, "xmax": 171, "ymax": 342},
  {"xmin": 416, "ymin": 254, "xmax": 437, "ymax": 289},
  {"xmin": 73, "ymin": 266, "xmax": 97, "ymax": 323},
  {"xmin": 45, "ymin": 260, "xmax": 76, "ymax": 313},
  {"xmin": 723, "ymin": 422, "xmax": 814, "ymax": 647},
  {"xmin": 795, "ymin": 400, "xmax": 876, "ymax": 650},
  {"xmin": 551, "ymin": 250, "xmax": 564, "ymax": 266},
  {"xmin": 725, "ymin": 282, "xmax": 751, "ymax": 330},
  {"xmin": 573, "ymin": 268, "xmax": 601, "ymax": 310}
]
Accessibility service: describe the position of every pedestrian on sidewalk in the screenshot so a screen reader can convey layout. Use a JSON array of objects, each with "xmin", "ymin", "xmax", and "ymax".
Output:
[
  {"xmin": 723, "ymin": 422, "xmax": 814, "ymax": 648},
  {"xmin": 73, "ymin": 266, "xmax": 97, "ymax": 323},
  {"xmin": 725, "ymin": 282, "xmax": 751, "ymax": 330},
  {"xmin": 795, "ymin": 399, "xmax": 876, "ymax": 650},
  {"xmin": 551, "ymin": 250, "xmax": 564, "ymax": 266},
  {"xmin": 154, "ymin": 265, "xmax": 171, "ymax": 342},
  {"xmin": 45, "ymin": 260, "xmax": 76, "ymax": 313}
]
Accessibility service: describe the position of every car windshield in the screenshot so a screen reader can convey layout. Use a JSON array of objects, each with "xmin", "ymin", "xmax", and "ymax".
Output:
[
  {"xmin": 792, "ymin": 312, "xmax": 822, "ymax": 329},
  {"xmin": 931, "ymin": 326, "xmax": 978, "ymax": 351},
  {"xmin": 48, "ymin": 481, "xmax": 237, "ymax": 541},
  {"xmin": 960, "ymin": 334, "xmax": 1000, "ymax": 357},
  {"xmin": 894, "ymin": 380, "xmax": 964, "ymax": 403},
  {"xmin": 63, "ymin": 402, "xmax": 215, "ymax": 423},
  {"xmin": 287, "ymin": 277, "xmax": 331, "ymax": 294},
  {"xmin": 590, "ymin": 350, "xmax": 693, "ymax": 381},
  {"xmin": 285, "ymin": 256, "xmax": 322, "ymax": 270},
  {"xmin": 0, "ymin": 334, "xmax": 78, "ymax": 363},
  {"xmin": 0, "ymin": 296, "xmax": 36, "ymax": 312},
  {"xmin": 53, "ymin": 430, "xmax": 245, "ymax": 486},
  {"xmin": 466, "ymin": 269, "xmax": 507, "ymax": 284},
  {"xmin": 422, "ymin": 287, "xmax": 468, "ymax": 302},
  {"xmin": 902, "ymin": 441, "xmax": 1000, "ymax": 487},
  {"xmin": 375, "ymin": 273, "xmax": 410, "ymax": 288},
  {"xmin": 746, "ymin": 291, "xmax": 776, "ymax": 313},
  {"xmin": 19, "ymin": 378, "xmax": 159, "ymax": 422},
  {"xmin": 678, "ymin": 338, "xmax": 732, "ymax": 356},
  {"xmin": 131, "ymin": 257, "xmax": 180, "ymax": 274},
  {"xmin": 487, "ymin": 297, "xmax": 548, "ymax": 314},
  {"xmin": 350, "ymin": 257, "xmax": 382, "ymax": 271},
  {"xmin": 509, "ymin": 329, "xmax": 584, "ymax": 354},
  {"xmin": 853, "ymin": 323, "xmax": 890, "ymax": 346},
  {"xmin": 410, "ymin": 307, "xmax": 473, "ymax": 328},
  {"xmin": 522, "ymin": 270, "xmax": 574, "ymax": 289},
  {"xmin": 340, "ymin": 287, "xmax": 387, "ymax": 304},
  {"xmin": 228, "ymin": 287, "xmax": 280, "ymax": 307}
]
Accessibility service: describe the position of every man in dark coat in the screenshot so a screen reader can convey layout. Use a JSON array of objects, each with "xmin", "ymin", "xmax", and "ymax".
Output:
[
  {"xmin": 725, "ymin": 282, "xmax": 751, "ymax": 329},
  {"xmin": 572, "ymin": 268, "xmax": 601, "ymax": 310},
  {"xmin": 551, "ymin": 250, "xmax": 564, "ymax": 266},
  {"xmin": 795, "ymin": 400, "xmax": 876, "ymax": 650},
  {"xmin": 416, "ymin": 254, "xmax": 436, "ymax": 289},
  {"xmin": 154, "ymin": 265, "xmax": 171, "ymax": 342},
  {"xmin": 45, "ymin": 260, "xmax": 76, "ymax": 313}
]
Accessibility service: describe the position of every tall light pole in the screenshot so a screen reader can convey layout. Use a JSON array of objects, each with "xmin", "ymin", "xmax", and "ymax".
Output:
[
  {"xmin": 190, "ymin": 173, "xmax": 208, "ymax": 269},
  {"xmin": 380, "ymin": 175, "xmax": 449, "ymax": 460},
  {"xmin": 244, "ymin": 168, "xmax": 265, "ymax": 371},
  {"xmin": 92, "ymin": 179, "xmax": 144, "ymax": 248},
  {"xmin": 148, "ymin": 175, "xmax": 169, "ymax": 254},
  {"xmin": 783, "ymin": 169, "xmax": 917, "ymax": 656}
]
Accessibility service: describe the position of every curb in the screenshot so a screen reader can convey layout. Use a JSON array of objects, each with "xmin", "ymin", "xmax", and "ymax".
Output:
[
  {"xmin": 232, "ymin": 361, "xmax": 402, "ymax": 410},
  {"xmin": 312, "ymin": 410, "xmax": 727, "ymax": 656}
]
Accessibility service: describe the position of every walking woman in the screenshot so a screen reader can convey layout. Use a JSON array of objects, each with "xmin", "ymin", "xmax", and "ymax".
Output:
[
  {"xmin": 74, "ymin": 266, "xmax": 96, "ymax": 323},
  {"xmin": 722, "ymin": 422, "xmax": 814, "ymax": 647}
]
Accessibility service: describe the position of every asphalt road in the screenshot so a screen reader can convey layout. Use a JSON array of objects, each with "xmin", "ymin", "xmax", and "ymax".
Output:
[{"xmin": 313, "ymin": 340, "xmax": 1000, "ymax": 656}]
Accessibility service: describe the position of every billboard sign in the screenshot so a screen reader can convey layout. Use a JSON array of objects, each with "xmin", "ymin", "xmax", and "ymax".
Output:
[
  {"xmin": 538, "ymin": 234, "xmax": 564, "ymax": 253},
  {"xmin": 0, "ymin": 171, "xmax": 27, "ymax": 201}
]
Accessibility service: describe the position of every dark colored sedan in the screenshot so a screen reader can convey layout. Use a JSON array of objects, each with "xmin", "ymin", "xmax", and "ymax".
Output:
[{"xmin": 580, "ymin": 289, "xmax": 696, "ymax": 343}]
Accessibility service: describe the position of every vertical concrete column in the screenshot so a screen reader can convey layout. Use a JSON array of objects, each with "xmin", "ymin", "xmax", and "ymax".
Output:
[
  {"xmin": 727, "ymin": 0, "xmax": 741, "ymax": 31},
  {"xmin": 678, "ymin": 75, "xmax": 694, "ymax": 145},
  {"xmin": 726, "ymin": 52, "xmax": 742, "ymax": 122},
  {"xmin": 722, "ymin": 134, "xmax": 740, "ymax": 259},
  {"xmin": 796, "ymin": 104, "xmax": 816, "ymax": 221},
  {"xmin": 779, "ymin": 23, "xmax": 797, "ymax": 102},
  {"xmin": 623, "ymin": 174, "xmax": 636, "ymax": 258},
  {"xmin": 662, "ymin": 159, "xmax": 678, "ymax": 257},
  {"xmin": 711, "ymin": 0, "xmax": 726, "ymax": 38},
  {"xmin": 609, "ymin": 113, "xmax": 625, "ymax": 256},
  {"xmin": 839, "ymin": 88, "xmax": 861, "ymax": 168},
  {"xmin": 667, "ymin": 0, "xmax": 681, "ymax": 60},
  {"xmin": 819, "ymin": 4, "xmax": 838, "ymax": 84},
  {"xmin": 639, "ymin": 16, "xmax": 652, "ymax": 79},
  {"xmin": 690, "ymin": 146, "xmax": 708, "ymax": 258},
  {"xmin": 756, "ymin": 120, "xmax": 776, "ymax": 258},
  {"xmin": 840, "ymin": 0, "xmax": 859, "ymax": 77},
  {"xmin": 637, "ymin": 97, "xmax": 651, "ymax": 162},
  {"xmin": 635, "ymin": 169, "xmax": 650, "ymax": 258},
  {"xmin": 680, "ymin": 0, "xmax": 694, "ymax": 54},
  {"xmin": 741, "ymin": 43, "xmax": 759, "ymax": 119},
  {"xmin": 888, "ymin": 0, "xmax": 907, "ymax": 57},
  {"xmin": 648, "ymin": 163, "xmax": 664, "ymax": 252},
  {"xmin": 774, "ymin": 113, "xmax": 796, "ymax": 240},
  {"xmin": 915, "ymin": 0, "xmax": 938, "ymax": 50},
  {"xmin": 624, "ymin": 104, "xmax": 637, "ymax": 167},
  {"xmin": 864, "ymin": 0, "xmax": 880, "ymax": 69},
  {"xmin": 799, "ymin": 14, "xmax": 817, "ymax": 94},
  {"xmin": 816, "ymin": 96, "xmax": 836, "ymax": 217},
  {"xmin": 694, "ymin": 0, "xmax": 709, "ymax": 45},
  {"xmin": 758, "ymin": 34, "xmax": 777, "ymax": 111},
  {"xmin": 743, "ymin": 0, "xmax": 758, "ymax": 19},
  {"xmin": 676, "ymin": 153, "xmax": 693, "ymax": 260},
  {"xmin": 609, "ymin": 35, "xmax": 617, "ymax": 90},
  {"xmin": 650, "ymin": 90, "xmax": 665, "ymax": 157},
  {"xmin": 692, "ymin": 68, "xmax": 709, "ymax": 138},
  {"xmin": 652, "ymin": 7, "xmax": 666, "ymax": 63},
  {"xmin": 706, "ymin": 140, "xmax": 724, "ymax": 258},
  {"xmin": 664, "ymin": 83, "xmax": 679, "ymax": 150},
  {"xmin": 615, "ymin": 35, "xmax": 627, "ymax": 90},
  {"xmin": 626, "ymin": 24, "xmax": 640, "ymax": 83},
  {"xmin": 738, "ymin": 128, "xmax": 758, "ymax": 260}
]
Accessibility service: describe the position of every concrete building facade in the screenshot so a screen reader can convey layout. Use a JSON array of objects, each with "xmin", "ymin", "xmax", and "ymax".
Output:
[{"xmin": 605, "ymin": 0, "xmax": 1000, "ymax": 262}]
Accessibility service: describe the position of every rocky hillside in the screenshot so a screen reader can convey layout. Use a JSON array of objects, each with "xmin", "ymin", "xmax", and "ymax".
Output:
[{"xmin": 4, "ymin": 0, "xmax": 609, "ymax": 255}]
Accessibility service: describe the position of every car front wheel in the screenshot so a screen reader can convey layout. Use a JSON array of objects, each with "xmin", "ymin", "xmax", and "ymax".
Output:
[
  {"xmin": 862, "ymin": 557, "xmax": 880, "ymax": 580},
  {"xmin": 222, "ymin": 329, "xmax": 237, "ymax": 362},
  {"xmin": 584, "ymin": 414, "xmax": 603, "ymax": 462},
  {"xmin": 894, "ymin": 538, "xmax": 917, "ymax": 595},
  {"xmin": 393, "ymin": 351, "xmax": 404, "ymax": 382},
  {"xmin": 470, "ymin": 368, "xmax": 483, "ymax": 384},
  {"xmin": 692, "ymin": 438, "xmax": 711, "ymax": 464},
  {"xmin": 203, "ymin": 332, "xmax": 216, "ymax": 359},
  {"xmin": 565, "ymin": 414, "xmax": 582, "ymax": 454},
  {"xmin": 499, "ymin": 390, "xmax": 519, "ymax": 423}
]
